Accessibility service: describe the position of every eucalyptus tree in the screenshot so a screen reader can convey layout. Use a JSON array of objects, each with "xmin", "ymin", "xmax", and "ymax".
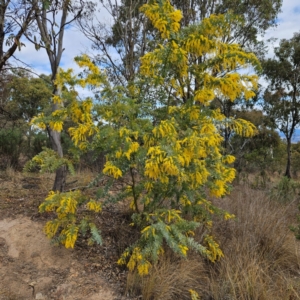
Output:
[
  {"xmin": 262, "ymin": 32, "xmax": 300, "ymax": 178},
  {"xmin": 0, "ymin": 0, "xmax": 36, "ymax": 71},
  {"xmin": 77, "ymin": 0, "xmax": 151, "ymax": 86},
  {"xmin": 26, "ymin": 0, "xmax": 93, "ymax": 191}
]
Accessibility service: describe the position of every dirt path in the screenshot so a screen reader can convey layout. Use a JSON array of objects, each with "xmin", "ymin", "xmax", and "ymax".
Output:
[{"xmin": 0, "ymin": 217, "xmax": 118, "ymax": 300}]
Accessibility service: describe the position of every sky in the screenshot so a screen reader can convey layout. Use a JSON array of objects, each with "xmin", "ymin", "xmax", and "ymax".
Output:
[
  {"xmin": 264, "ymin": 0, "xmax": 300, "ymax": 45},
  {"xmin": 10, "ymin": 0, "xmax": 300, "ymax": 78}
]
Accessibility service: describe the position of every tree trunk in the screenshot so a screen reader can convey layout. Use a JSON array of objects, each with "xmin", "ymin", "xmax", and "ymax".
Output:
[
  {"xmin": 53, "ymin": 165, "xmax": 66, "ymax": 192},
  {"xmin": 284, "ymin": 138, "xmax": 292, "ymax": 178},
  {"xmin": 32, "ymin": 0, "xmax": 84, "ymax": 191},
  {"xmin": 48, "ymin": 127, "xmax": 66, "ymax": 192},
  {"xmin": 47, "ymin": 87, "xmax": 66, "ymax": 192}
]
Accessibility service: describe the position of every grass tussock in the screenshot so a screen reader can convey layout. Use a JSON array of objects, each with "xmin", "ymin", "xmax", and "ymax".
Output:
[
  {"xmin": 126, "ymin": 256, "xmax": 208, "ymax": 300},
  {"xmin": 127, "ymin": 186, "xmax": 300, "ymax": 300},
  {"xmin": 208, "ymin": 187, "xmax": 300, "ymax": 300}
]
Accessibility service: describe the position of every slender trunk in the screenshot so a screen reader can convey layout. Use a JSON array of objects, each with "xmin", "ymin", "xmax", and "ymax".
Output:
[
  {"xmin": 32, "ymin": 0, "xmax": 71, "ymax": 192},
  {"xmin": 53, "ymin": 165, "xmax": 66, "ymax": 192},
  {"xmin": 48, "ymin": 87, "xmax": 66, "ymax": 192},
  {"xmin": 223, "ymin": 126, "xmax": 231, "ymax": 153},
  {"xmin": 284, "ymin": 138, "xmax": 292, "ymax": 178},
  {"xmin": 48, "ymin": 126, "xmax": 66, "ymax": 191}
]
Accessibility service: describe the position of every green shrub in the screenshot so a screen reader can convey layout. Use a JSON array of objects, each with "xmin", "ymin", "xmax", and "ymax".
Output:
[
  {"xmin": 269, "ymin": 176, "xmax": 300, "ymax": 203},
  {"xmin": 0, "ymin": 128, "xmax": 23, "ymax": 168}
]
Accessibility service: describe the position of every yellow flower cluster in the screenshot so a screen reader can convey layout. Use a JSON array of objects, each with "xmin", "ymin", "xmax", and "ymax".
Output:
[
  {"xmin": 204, "ymin": 235, "xmax": 224, "ymax": 262},
  {"xmin": 44, "ymin": 220, "xmax": 60, "ymax": 239},
  {"xmin": 140, "ymin": 0, "xmax": 182, "ymax": 39},
  {"xmin": 184, "ymin": 34, "xmax": 214, "ymax": 56},
  {"xmin": 189, "ymin": 289, "xmax": 200, "ymax": 300},
  {"xmin": 87, "ymin": 200, "xmax": 102, "ymax": 213},
  {"xmin": 40, "ymin": 189, "xmax": 102, "ymax": 249},
  {"xmin": 194, "ymin": 89, "xmax": 215, "ymax": 105},
  {"xmin": 76, "ymin": 54, "xmax": 100, "ymax": 76},
  {"xmin": 140, "ymin": 50, "xmax": 163, "ymax": 78},
  {"xmin": 63, "ymin": 225, "xmax": 79, "ymax": 249},
  {"xmin": 54, "ymin": 68, "xmax": 74, "ymax": 91},
  {"xmin": 30, "ymin": 113, "xmax": 47, "ymax": 130},
  {"xmin": 179, "ymin": 244, "xmax": 189, "ymax": 256},
  {"xmin": 68, "ymin": 123, "xmax": 97, "ymax": 146},
  {"xmin": 103, "ymin": 161, "xmax": 122, "ymax": 179},
  {"xmin": 228, "ymin": 118, "xmax": 257, "ymax": 137},
  {"xmin": 118, "ymin": 247, "xmax": 151, "ymax": 276},
  {"xmin": 152, "ymin": 119, "xmax": 176, "ymax": 139},
  {"xmin": 224, "ymin": 212, "xmax": 235, "ymax": 220},
  {"xmin": 49, "ymin": 120, "xmax": 63, "ymax": 132},
  {"xmin": 124, "ymin": 142, "xmax": 139, "ymax": 160}
]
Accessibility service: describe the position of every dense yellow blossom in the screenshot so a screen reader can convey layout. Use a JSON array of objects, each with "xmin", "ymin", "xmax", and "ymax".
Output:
[
  {"xmin": 224, "ymin": 212, "xmax": 235, "ymax": 220},
  {"xmin": 87, "ymin": 200, "xmax": 102, "ymax": 213},
  {"xmin": 49, "ymin": 121, "xmax": 63, "ymax": 132},
  {"xmin": 140, "ymin": 1, "xmax": 182, "ymax": 39},
  {"xmin": 44, "ymin": 220, "xmax": 60, "ymax": 238},
  {"xmin": 103, "ymin": 161, "xmax": 122, "ymax": 179},
  {"xmin": 204, "ymin": 235, "xmax": 224, "ymax": 262},
  {"xmin": 64, "ymin": 225, "xmax": 79, "ymax": 248}
]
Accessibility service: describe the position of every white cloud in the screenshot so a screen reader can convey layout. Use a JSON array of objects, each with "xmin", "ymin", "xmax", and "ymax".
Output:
[
  {"xmin": 263, "ymin": 0, "xmax": 300, "ymax": 56},
  {"xmin": 255, "ymin": 0, "xmax": 300, "ymax": 88}
]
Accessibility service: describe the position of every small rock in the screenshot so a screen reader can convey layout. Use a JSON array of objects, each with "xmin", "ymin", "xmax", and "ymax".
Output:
[{"xmin": 35, "ymin": 292, "xmax": 45, "ymax": 300}]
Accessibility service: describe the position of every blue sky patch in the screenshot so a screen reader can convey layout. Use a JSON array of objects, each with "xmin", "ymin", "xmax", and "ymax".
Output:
[{"xmin": 293, "ymin": 6, "xmax": 300, "ymax": 14}]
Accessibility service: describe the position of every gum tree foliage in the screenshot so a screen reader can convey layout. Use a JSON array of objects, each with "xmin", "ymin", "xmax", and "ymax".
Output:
[
  {"xmin": 0, "ymin": 0, "xmax": 36, "ymax": 71},
  {"xmin": 6, "ymin": 72, "xmax": 52, "ymax": 122},
  {"xmin": 1, "ymin": 72, "xmax": 52, "ymax": 132},
  {"xmin": 77, "ymin": 0, "xmax": 151, "ymax": 86},
  {"xmin": 0, "ymin": 71, "xmax": 52, "ymax": 167},
  {"xmin": 7, "ymin": 73, "xmax": 52, "ymax": 155},
  {"xmin": 33, "ymin": 0, "xmax": 260, "ymax": 275},
  {"xmin": 262, "ymin": 32, "xmax": 300, "ymax": 178}
]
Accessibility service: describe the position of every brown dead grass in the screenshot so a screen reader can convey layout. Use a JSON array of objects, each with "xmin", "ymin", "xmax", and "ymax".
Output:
[
  {"xmin": 207, "ymin": 186, "xmax": 300, "ymax": 300},
  {"xmin": 127, "ymin": 185, "xmax": 300, "ymax": 300},
  {"xmin": 126, "ymin": 256, "xmax": 208, "ymax": 300}
]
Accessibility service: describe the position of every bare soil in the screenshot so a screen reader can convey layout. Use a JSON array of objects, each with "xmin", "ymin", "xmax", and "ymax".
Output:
[{"xmin": 0, "ymin": 171, "xmax": 135, "ymax": 300}]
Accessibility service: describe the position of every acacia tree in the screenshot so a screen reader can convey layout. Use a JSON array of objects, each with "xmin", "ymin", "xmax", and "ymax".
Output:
[
  {"xmin": 262, "ymin": 32, "xmax": 300, "ymax": 178},
  {"xmin": 78, "ymin": 0, "xmax": 281, "ymax": 151},
  {"xmin": 33, "ymin": 0, "xmax": 260, "ymax": 275}
]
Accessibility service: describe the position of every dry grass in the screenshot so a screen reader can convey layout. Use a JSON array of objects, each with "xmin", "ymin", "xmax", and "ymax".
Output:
[
  {"xmin": 126, "ymin": 185, "xmax": 300, "ymax": 300},
  {"xmin": 207, "ymin": 186, "xmax": 300, "ymax": 300},
  {"xmin": 126, "ymin": 255, "xmax": 208, "ymax": 300}
]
